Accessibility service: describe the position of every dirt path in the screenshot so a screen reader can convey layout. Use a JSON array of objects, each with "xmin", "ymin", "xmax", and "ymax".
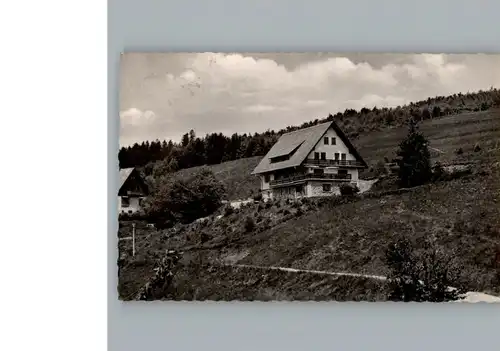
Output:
[
  {"xmin": 228, "ymin": 263, "xmax": 500, "ymax": 303},
  {"xmin": 230, "ymin": 263, "xmax": 387, "ymax": 280}
]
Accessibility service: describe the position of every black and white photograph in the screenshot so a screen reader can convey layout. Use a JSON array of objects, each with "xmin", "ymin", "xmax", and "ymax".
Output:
[{"xmin": 117, "ymin": 52, "xmax": 500, "ymax": 303}]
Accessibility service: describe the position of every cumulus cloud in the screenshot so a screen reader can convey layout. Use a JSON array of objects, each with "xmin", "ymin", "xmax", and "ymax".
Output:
[{"xmin": 119, "ymin": 53, "xmax": 500, "ymax": 146}]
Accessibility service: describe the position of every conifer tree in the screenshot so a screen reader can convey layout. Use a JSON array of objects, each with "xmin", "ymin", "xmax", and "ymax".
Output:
[{"xmin": 396, "ymin": 118, "xmax": 432, "ymax": 188}]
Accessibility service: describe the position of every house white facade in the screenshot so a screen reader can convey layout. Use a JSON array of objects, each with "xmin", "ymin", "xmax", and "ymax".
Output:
[
  {"xmin": 118, "ymin": 168, "xmax": 148, "ymax": 214},
  {"xmin": 252, "ymin": 118, "xmax": 368, "ymax": 200}
]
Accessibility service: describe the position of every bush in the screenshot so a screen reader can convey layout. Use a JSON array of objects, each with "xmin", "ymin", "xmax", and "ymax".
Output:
[
  {"xmin": 384, "ymin": 237, "xmax": 465, "ymax": 302},
  {"xmin": 244, "ymin": 216, "xmax": 256, "ymax": 232},
  {"xmin": 432, "ymin": 105, "xmax": 442, "ymax": 118},
  {"xmin": 473, "ymin": 143, "xmax": 481, "ymax": 152},
  {"xmin": 253, "ymin": 193, "xmax": 263, "ymax": 202},
  {"xmin": 145, "ymin": 167, "xmax": 226, "ymax": 226},
  {"xmin": 455, "ymin": 147, "xmax": 464, "ymax": 155},
  {"xmin": 118, "ymin": 210, "xmax": 147, "ymax": 221},
  {"xmin": 339, "ymin": 183, "xmax": 360, "ymax": 196},
  {"xmin": 421, "ymin": 107, "xmax": 431, "ymax": 120}
]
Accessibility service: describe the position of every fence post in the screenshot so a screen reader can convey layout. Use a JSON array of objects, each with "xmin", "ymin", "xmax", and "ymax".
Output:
[{"xmin": 132, "ymin": 222, "xmax": 136, "ymax": 257}]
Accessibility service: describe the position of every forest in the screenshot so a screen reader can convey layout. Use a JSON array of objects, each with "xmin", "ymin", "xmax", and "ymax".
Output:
[{"xmin": 118, "ymin": 88, "xmax": 500, "ymax": 177}]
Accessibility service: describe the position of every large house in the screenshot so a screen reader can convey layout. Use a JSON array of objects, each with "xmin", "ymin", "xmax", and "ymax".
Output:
[
  {"xmin": 252, "ymin": 118, "xmax": 368, "ymax": 200},
  {"xmin": 118, "ymin": 167, "xmax": 149, "ymax": 214}
]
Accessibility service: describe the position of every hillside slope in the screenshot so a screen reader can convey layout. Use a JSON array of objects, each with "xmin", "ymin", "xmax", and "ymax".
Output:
[
  {"xmin": 356, "ymin": 109, "xmax": 500, "ymax": 166},
  {"xmin": 165, "ymin": 109, "xmax": 500, "ymax": 199},
  {"xmin": 170, "ymin": 156, "xmax": 261, "ymax": 200},
  {"xmin": 119, "ymin": 109, "xmax": 500, "ymax": 301}
]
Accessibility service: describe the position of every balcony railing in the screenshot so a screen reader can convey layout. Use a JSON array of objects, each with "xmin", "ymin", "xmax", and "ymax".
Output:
[
  {"xmin": 270, "ymin": 173, "xmax": 352, "ymax": 186},
  {"xmin": 304, "ymin": 159, "xmax": 364, "ymax": 167}
]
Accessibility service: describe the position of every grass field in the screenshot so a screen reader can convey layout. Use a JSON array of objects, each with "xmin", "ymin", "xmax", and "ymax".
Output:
[
  {"xmin": 165, "ymin": 109, "xmax": 500, "ymax": 199},
  {"xmin": 118, "ymin": 109, "xmax": 500, "ymax": 301},
  {"xmin": 356, "ymin": 109, "xmax": 500, "ymax": 167}
]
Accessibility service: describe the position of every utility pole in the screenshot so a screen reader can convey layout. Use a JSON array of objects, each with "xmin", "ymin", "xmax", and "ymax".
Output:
[{"xmin": 132, "ymin": 222, "xmax": 136, "ymax": 257}]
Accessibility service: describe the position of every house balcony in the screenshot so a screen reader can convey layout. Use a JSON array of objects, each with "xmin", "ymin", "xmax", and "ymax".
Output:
[
  {"xmin": 270, "ymin": 173, "xmax": 352, "ymax": 188},
  {"xmin": 304, "ymin": 159, "xmax": 364, "ymax": 167}
]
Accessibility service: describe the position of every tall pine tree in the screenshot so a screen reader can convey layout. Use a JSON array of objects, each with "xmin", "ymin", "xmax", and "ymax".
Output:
[{"xmin": 396, "ymin": 118, "xmax": 432, "ymax": 188}]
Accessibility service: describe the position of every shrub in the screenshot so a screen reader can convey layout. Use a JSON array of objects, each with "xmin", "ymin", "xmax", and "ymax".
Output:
[
  {"xmin": 385, "ymin": 237, "xmax": 465, "ymax": 302},
  {"xmin": 339, "ymin": 183, "xmax": 360, "ymax": 196},
  {"xmin": 421, "ymin": 107, "xmax": 431, "ymax": 120},
  {"xmin": 244, "ymin": 216, "xmax": 256, "ymax": 232},
  {"xmin": 253, "ymin": 193, "xmax": 263, "ymax": 202},
  {"xmin": 432, "ymin": 105, "xmax": 442, "ymax": 117},
  {"xmin": 455, "ymin": 147, "xmax": 464, "ymax": 155},
  {"xmin": 145, "ymin": 167, "xmax": 226, "ymax": 226},
  {"xmin": 473, "ymin": 143, "xmax": 481, "ymax": 152},
  {"xmin": 118, "ymin": 210, "xmax": 147, "ymax": 221}
]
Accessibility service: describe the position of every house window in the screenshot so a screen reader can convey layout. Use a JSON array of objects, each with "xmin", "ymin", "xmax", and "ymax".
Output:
[
  {"xmin": 331, "ymin": 137, "xmax": 336, "ymax": 145},
  {"xmin": 338, "ymin": 169, "xmax": 348, "ymax": 175},
  {"xmin": 341, "ymin": 153, "xmax": 347, "ymax": 161},
  {"xmin": 334, "ymin": 153, "xmax": 340, "ymax": 160},
  {"xmin": 324, "ymin": 137, "xmax": 329, "ymax": 145},
  {"xmin": 314, "ymin": 168, "xmax": 324, "ymax": 176},
  {"xmin": 322, "ymin": 184, "xmax": 332, "ymax": 192},
  {"xmin": 295, "ymin": 185, "xmax": 303, "ymax": 194},
  {"xmin": 264, "ymin": 174, "xmax": 270, "ymax": 183},
  {"xmin": 321, "ymin": 152, "xmax": 326, "ymax": 160},
  {"xmin": 270, "ymin": 155, "xmax": 290, "ymax": 163},
  {"xmin": 121, "ymin": 197, "xmax": 130, "ymax": 208},
  {"xmin": 314, "ymin": 152, "xmax": 320, "ymax": 160}
]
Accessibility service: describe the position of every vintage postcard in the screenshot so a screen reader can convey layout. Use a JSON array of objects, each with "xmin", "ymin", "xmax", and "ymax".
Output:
[{"xmin": 117, "ymin": 52, "xmax": 500, "ymax": 302}]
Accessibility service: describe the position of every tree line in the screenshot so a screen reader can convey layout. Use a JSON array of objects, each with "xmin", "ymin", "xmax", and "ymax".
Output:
[{"xmin": 118, "ymin": 88, "xmax": 500, "ymax": 176}]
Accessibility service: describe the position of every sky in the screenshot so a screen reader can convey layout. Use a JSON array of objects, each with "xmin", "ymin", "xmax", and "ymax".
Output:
[{"xmin": 120, "ymin": 53, "xmax": 500, "ymax": 147}]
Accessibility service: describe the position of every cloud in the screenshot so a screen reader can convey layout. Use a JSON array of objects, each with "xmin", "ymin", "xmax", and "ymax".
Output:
[
  {"xmin": 120, "ymin": 53, "xmax": 500, "ymax": 146},
  {"xmin": 120, "ymin": 108, "xmax": 157, "ymax": 126},
  {"xmin": 119, "ymin": 108, "xmax": 160, "ymax": 146}
]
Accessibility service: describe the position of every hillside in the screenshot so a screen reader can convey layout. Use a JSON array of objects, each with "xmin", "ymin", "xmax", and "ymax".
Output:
[
  {"xmin": 118, "ymin": 109, "xmax": 500, "ymax": 301},
  {"xmin": 164, "ymin": 109, "xmax": 500, "ymax": 200},
  {"xmin": 356, "ymin": 109, "xmax": 500, "ymax": 166},
  {"xmin": 170, "ymin": 156, "xmax": 261, "ymax": 200},
  {"xmin": 119, "ymin": 163, "xmax": 500, "ymax": 300}
]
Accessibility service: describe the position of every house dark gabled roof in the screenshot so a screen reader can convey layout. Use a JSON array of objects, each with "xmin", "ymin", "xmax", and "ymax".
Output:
[
  {"xmin": 118, "ymin": 167, "xmax": 149, "ymax": 196},
  {"xmin": 251, "ymin": 117, "xmax": 368, "ymax": 175},
  {"xmin": 119, "ymin": 168, "xmax": 134, "ymax": 190}
]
